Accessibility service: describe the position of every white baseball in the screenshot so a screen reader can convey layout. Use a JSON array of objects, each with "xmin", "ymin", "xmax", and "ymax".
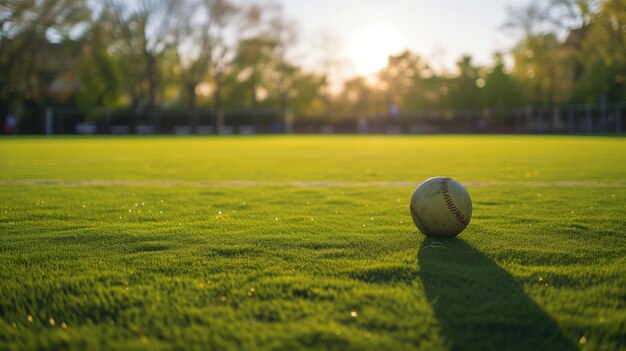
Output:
[{"xmin": 410, "ymin": 177, "xmax": 472, "ymax": 237}]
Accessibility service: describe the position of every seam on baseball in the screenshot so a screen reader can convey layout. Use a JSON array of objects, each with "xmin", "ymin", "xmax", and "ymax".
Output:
[
  {"xmin": 439, "ymin": 178, "xmax": 470, "ymax": 226},
  {"xmin": 410, "ymin": 204, "xmax": 434, "ymax": 236}
]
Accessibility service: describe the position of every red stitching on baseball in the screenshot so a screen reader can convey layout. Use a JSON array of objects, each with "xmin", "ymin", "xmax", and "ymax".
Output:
[
  {"xmin": 440, "ymin": 178, "xmax": 470, "ymax": 226},
  {"xmin": 410, "ymin": 204, "xmax": 434, "ymax": 235}
]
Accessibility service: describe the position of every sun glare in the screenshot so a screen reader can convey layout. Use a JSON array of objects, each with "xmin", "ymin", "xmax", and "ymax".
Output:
[{"xmin": 348, "ymin": 25, "xmax": 406, "ymax": 76}]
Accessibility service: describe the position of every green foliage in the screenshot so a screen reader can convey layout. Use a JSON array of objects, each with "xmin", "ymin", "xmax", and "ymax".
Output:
[
  {"xmin": 2, "ymin": 0, "xmax": 626, "ymax": 123},
  {"xmin": 447, "ymin": 56, "xmax": 482, "ymax": 109},
  {"xmin": 511, "ymin": 33, "xmax": 563, "ymax": 105},
  {"xmin": 225, "ymin": 37, "xmax": 278, "ymax": 108},
  {"xmin": 0, "ymin": 0, "xmax": 89, "ymax": 107},
  {"xmin": 76, "ymin": 52, "xmax": 123, "ymax": 109},
  {"xmin": 574, "ymin": 0, "xmax": 626, "ymax": 103},
  {"xmin": 1, "ymin": 136, "xmax": 625, "ymax": 350},
  {"xmin": 482, "ymin": 54, "xmax": 521, "ymax": 108}
]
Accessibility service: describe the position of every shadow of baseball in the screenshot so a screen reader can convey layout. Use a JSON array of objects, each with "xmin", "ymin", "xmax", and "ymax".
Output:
[{"xmin": 418, "ymin": 238, "xmax": 576, "ymax": 351}]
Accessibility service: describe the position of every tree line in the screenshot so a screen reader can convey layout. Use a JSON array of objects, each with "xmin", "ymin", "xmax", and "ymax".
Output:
[{"xmin": 1, "ymin": 0, "xmax": 624, "ymax": 132}]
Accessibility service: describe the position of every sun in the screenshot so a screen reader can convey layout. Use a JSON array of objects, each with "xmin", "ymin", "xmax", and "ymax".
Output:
[{"xmin": 348, "ymin": 25, "xmax": 406, "ymax": 76}]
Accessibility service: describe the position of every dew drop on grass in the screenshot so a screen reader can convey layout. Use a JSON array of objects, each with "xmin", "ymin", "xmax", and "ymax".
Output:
[{"xmin": 350, "ymin": 311, "xmax": 358, "ymax": 318}]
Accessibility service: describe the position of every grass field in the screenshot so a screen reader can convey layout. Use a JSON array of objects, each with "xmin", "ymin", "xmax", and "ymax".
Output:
[{"xmin": 1, "ymin": 136, "xmax": 625, "ymax": 350}]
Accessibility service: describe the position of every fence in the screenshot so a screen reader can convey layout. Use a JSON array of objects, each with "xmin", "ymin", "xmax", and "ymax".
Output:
[{"xmin": 2, "ymin": 102, "xmax": 624, "ymax": 135}]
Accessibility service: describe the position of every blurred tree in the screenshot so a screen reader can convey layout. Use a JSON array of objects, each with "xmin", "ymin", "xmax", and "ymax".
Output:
[
  {"xmin": 511, "ymin": 33, "xmax": 564, "ymax": 105},
  {"xmin": 312, "ymin": 31, "xmax": 347, "ymax": 119},
  {"xmin": 224, "ymin": 2, "xmax": 308, "ymax": 130},
  {"xmin": 286, "ymin": 70, "xmax": 324, "ymax": 117},
  {"xmin": 264, "ymin": 5, "xmax": 300, "ymax": 131},
  {"xmin": 482, "ymin": 53, "xmax": 520, "ymax": 108},
  {"xmin": 574, "ymin": 0, "xmax": 626, "ymax": 102},
  {"xmin": 76, "ymin": 3, "xmax": 123, "ymax": 109},
  {"xmin": 549, "ymin": 0, "xmax": 600, "ymax": 102},
  {"xmin": 447, "ymin": 55, "xmax": 481, "ymax": 109},
  {"xmin": 226, "ymin": 36, "xmax": 277, "ymax": 109},
  {"xmin": 378, "ymin": 50, "xmax": 438, "ymax": 112},
  {"xmin": 172, "ymin": 0, "xmax": 238, "ymax": 133},
  {"xmin": 336, "ymin": 77, "xmax": 381, "ymax": 121},
  {"xmin": 504, "ymin": 1, "xmax": 554, "ymax": 37},
  {"xmin": 0, "ymin": 0, "xmax": 88, "ymax": 108},
  {"xmin": 504, "ymin": 0, "xmax": 604, "ymax": 106},
  {"xmin": 548, "ymin": 0, "xmax": 598, "ymax": 31},
  {"xmin": 222, "ymin": 4, "xmax": 274, "ymax": 110},
  {"xmin": 505, "ymin": 1, "xmax": 565, "ymax": 105},
  {"xmin": 108, "ymin": 0, "xmax": 178, "ymax": 131}
]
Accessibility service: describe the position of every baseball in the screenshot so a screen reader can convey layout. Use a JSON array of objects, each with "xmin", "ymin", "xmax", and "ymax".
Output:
[{"xmin": 410, "ymin": 177, "xmax": 472, "ymax": 237}]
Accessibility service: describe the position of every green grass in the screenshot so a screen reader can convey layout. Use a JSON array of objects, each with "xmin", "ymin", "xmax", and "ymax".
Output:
[{"xmin": 0, "ymin": 136, "xmax": 625, "ymax": 350}]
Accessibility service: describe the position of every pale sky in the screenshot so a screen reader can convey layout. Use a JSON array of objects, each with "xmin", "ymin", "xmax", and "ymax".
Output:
[{"xmin": 281, "ymin": 0, "xmax": 532, "ymax": 79}]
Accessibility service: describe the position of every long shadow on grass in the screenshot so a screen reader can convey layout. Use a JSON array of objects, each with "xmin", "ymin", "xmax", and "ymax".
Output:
[{"xmin": 418, "ymin": 238, "xmax": 575, "ymax": 351}]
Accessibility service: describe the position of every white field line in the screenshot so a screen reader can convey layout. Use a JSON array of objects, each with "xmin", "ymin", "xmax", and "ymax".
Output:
[{"xmin": 1, "ymin": 179, "xmax": 625, "ymax": 187}]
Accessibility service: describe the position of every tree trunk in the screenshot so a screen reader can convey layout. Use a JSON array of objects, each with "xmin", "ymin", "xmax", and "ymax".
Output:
[
  {"xmin": 188, "ymin": 83, "xmax": 198, "ymax": 134},
  {"xmin": 146, "ymin": 54, "xmax": 158, "ymax": 133},
  {"xmin": 214, "ymin": 76, "xmax": 223, "ymax": 134},
  {"xmin": 279, "ymin": 91, "xmax": 291, "ymax": 134},
  {"xmin": 131, "ymin": 93, "xmax": 140, "ymax": 133}
]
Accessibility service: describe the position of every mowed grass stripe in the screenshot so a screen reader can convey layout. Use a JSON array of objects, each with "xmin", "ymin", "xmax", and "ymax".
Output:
[{"xmin": 2, "ymin": 179, "xmax": 626, "ymax": 187}]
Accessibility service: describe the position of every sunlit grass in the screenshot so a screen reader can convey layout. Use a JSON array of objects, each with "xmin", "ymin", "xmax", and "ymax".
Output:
[{"xmin": 0, "ymin": 136, "xmax": 625, "ymax": 350}]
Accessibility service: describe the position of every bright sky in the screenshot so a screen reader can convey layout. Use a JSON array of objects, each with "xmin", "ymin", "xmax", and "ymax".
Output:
[{"xmin": 282, "ymin": 0, "xmax": 532, "ymax": 79}]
